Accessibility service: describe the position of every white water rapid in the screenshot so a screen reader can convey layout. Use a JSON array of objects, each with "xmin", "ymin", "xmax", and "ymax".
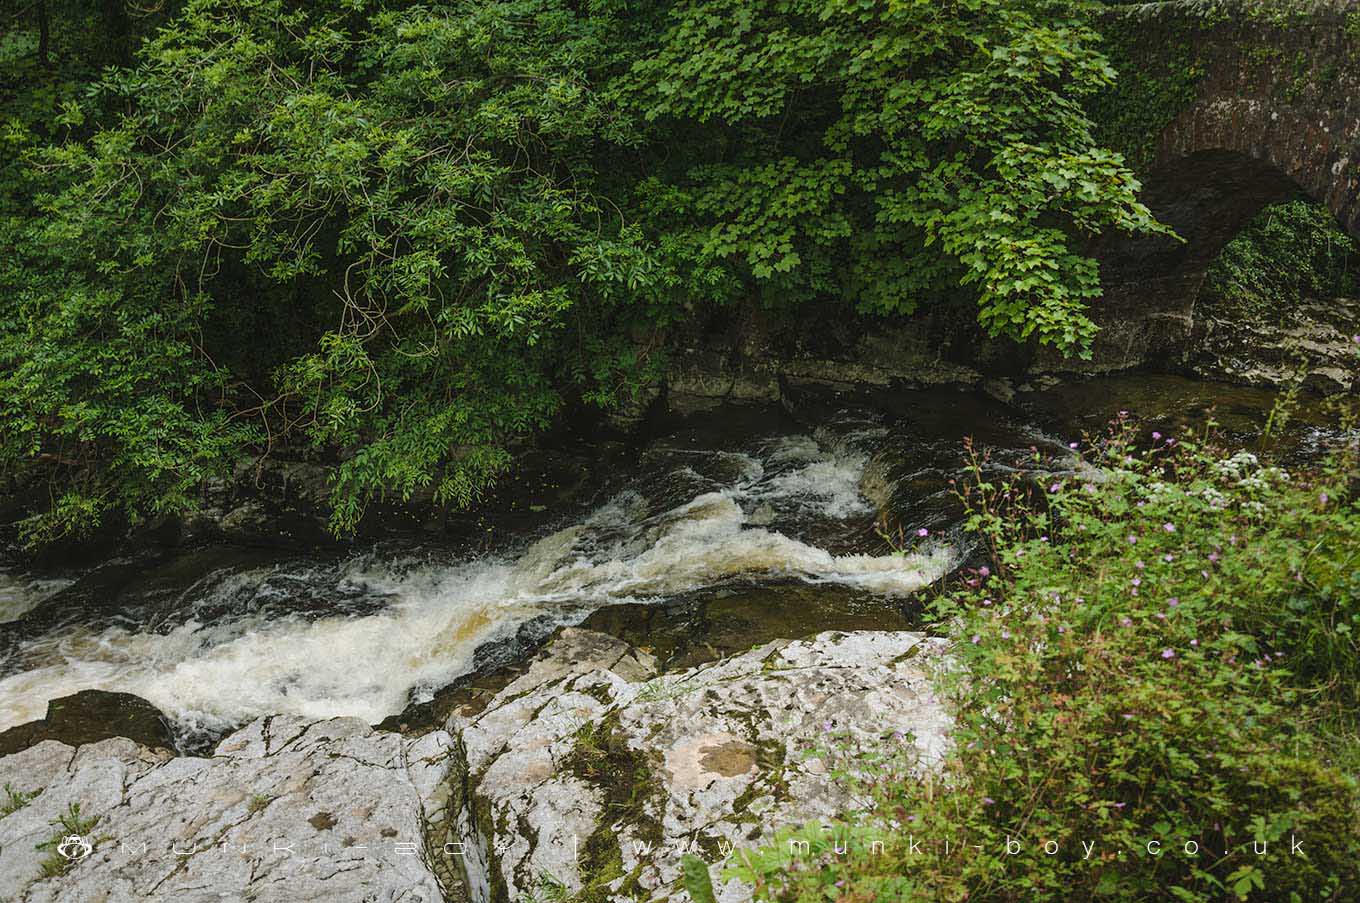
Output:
[{"xmin": 0, "ymin": 434, "xmax": 954, "ymax": 740}]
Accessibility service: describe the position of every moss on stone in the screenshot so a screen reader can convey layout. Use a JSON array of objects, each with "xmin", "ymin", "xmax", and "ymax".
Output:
[
  {"xmin": 436, "ymin": 733, "xmax": 510, "ymax": 903},
  {"xmin": 1090, "ymin": 14, "xmax": 1209, "ymax": 169},
  {"xmin": 561, "ymin": 712, "xmax": 667, "ymax": 902}
]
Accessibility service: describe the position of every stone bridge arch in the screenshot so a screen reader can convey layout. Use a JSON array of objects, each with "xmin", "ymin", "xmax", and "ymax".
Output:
[{"xmin": 1076, "ymin": 0, "xmax": 1360, "ymax": 372}]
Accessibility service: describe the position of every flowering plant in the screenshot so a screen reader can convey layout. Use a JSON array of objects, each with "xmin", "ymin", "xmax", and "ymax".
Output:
[{"xmin": 729, "ymin": 416, "xmax": 1360, "ymax": 902}]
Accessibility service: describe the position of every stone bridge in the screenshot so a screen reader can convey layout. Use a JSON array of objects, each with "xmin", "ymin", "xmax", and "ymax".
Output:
[{"xmin": 1079, "ymin": 0, "xmax": 1360, "ymax": 372}]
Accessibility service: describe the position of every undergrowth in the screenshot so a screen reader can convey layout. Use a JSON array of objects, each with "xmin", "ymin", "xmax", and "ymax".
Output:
[{"xmin": 719, "ymin": 405, "xmax": 1360, "ymax": 901}]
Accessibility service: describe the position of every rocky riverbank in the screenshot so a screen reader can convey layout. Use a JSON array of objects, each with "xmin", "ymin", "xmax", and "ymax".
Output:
[
  {"xmin": 0, "ymin": 716, "xmax": 450, "ymax": 902},
  {"xmin": 0, "ymin": 628, "xmax": 952, "ymax": 902},
  {"xmin": 656, "ymin": 294, "xmax": 1360, "ymax": 422}
]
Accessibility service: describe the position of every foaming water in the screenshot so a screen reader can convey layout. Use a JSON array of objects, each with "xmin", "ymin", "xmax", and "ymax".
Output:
[
  {"xmin": 747, "ymin": 435, "xmax": 874, "ymax": 519},
  {"xmin": 0, "ymin": 431, "xmax": 954, "ymax": 740}
]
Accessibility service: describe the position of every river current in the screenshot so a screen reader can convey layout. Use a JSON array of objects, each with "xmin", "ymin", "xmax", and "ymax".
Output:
[{"xmin": 0, "ymin": 376, "xmax": 1351, "ymax": 748}]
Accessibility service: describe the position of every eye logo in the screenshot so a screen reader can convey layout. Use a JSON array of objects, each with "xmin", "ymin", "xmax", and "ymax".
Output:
[{"xmin": 56, "ymin": 835, "xmax": 93, "ymax": 861}]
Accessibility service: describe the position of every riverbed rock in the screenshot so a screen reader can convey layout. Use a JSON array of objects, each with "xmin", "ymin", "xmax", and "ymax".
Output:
[
  {"xmin": 1186, "ymin": 297, "xmax": 1360, "ymax": 394},
  {"xmin": 441, "ymin": 627, "xmax": 951, "ymax": 903},
  {"xmin": 0, "ymin": 715, "xmax": 450, "ymax": 902},
  {"xmin": 0, "ymin": 690, "xmax": 176, "ymax": 757}
]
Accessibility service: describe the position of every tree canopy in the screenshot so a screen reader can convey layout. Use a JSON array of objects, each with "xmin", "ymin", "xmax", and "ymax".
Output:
[{"xmin": 1, "ymin": 0, "xmax": 1163, "ymax": 541}]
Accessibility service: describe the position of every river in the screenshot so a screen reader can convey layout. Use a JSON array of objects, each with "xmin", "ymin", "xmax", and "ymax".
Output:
[{"xmin": 0, "ymin": 375, "xmax": 1353, "ymax": 750}]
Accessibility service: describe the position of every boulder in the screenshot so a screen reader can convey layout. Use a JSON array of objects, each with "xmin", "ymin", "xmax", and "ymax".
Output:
[
  {"xmin": 0, "ymin": 715, "xmax": 450, "ymax": 902},
  {"xmin": 0, "ymin": 690, "xmax": 176, "ymax": 757},
  {"xmin": 439, "ymin": 628, "xmax": 951, "ymax": 903}
]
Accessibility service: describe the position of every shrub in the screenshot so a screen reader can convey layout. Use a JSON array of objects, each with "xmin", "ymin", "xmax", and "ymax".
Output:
[
  {"xmin": 1201, "ymin": 199, "xmax": 1359, "ymax": 320},
  {"xmin": 728, "ymin": 416, "xmax": 1360, "ymax": 901}
]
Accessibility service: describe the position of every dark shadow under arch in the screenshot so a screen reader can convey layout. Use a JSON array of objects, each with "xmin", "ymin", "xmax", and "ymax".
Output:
[{"xmin": 1078, "ymin": 149, "xmax": 1356, "ymax": 371}]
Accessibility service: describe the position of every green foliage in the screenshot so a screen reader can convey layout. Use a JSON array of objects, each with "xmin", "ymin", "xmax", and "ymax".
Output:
[
  {"xmin": 35, "ymin": 802, "xmax": 99, "ymax": 877},
  {"xmin": 3, "ymin": 0, "xmax": 668, "ymax": 538},
  {"xmin": 1202, "ymin": 199, "xmax": 1359, "ymax": 320},
  {"xmin": 730, "ymin": 419, "xmax": 1360, "ymax": 901},
  {"xmin": 1089, "ymin": 14, "xmax": 1207, "ymax": 168},
  {"xmin": 1, "ymin": 782, "xmax": 39, "ymax": 816},
  {"xmin": 682, "ymin": 853, "xmax": 719, "ymax": 903},
  {"xmin": 2, "ymin": 0, "xmax": 1165, "ymax": 542},
  {"xmin": 619, "ymin": 0, "xmax": 1164, "ymax": 352}
]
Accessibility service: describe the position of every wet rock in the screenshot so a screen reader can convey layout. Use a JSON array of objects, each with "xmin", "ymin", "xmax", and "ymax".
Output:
[
  {"xmin": 217, "ymin": 499, "xmax": 272, "ymax": 537},
  {"xmin": 607, "ymin": 382, "xmax": 664, "ymax": 431},
  {"xmin": 443, "ymin": 628, "xmax": 951, "ymax": 902},
  {"xmin": 578, "ymin": 583, "xmax": 914, "ymax": 673},
  {"xmin": 981, "ymin": 377, "xmax": 1016, "ymax": 404},
  {"xmin": 0, "ymin": 715, "xmax": 450, "ymax": 902},
  {"xmin": 0, "ymin": 691, "xmax": 176, "ymax": 757},
  {"xmin": 1185, "ymin": 297, "xmax": 1360, "ymax": 394},
  {"xmin": 667, "ymin": 352, "xmax": 782, "ymax": 415}
]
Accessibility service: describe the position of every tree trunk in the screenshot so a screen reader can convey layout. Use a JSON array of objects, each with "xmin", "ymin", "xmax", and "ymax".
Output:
[{"xmin": 37, "ymin": 0, "xmax": 51, "ymax": 68}]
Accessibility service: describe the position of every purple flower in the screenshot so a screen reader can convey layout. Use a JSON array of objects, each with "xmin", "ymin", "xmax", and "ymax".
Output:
[
  {"xmin": 1127, "ymin": 535, "xmax": 1138, "ymax": 545},
  {"xmin": 1320, "ymin": 492, "xmax": 1329, "ymax": 505},
  {"xmin": 1069, "ymin": 441, "xmax": 1080, "ymax": 450},
  {"xmin": 983, "ymin": 797, "xmax": 995, "ymax": 806},
  {"xmin": 1190, "ymin": 638, "xmax": 1198, "ymax": 647},
  {"xmin": 1152, "ymin": 431, "xmax": 1162, "ymax": 440},
  {"xmin": 1131, "ymin": 577, "xmax": 1142, "ymax": 587},
  {"xmin": 1120, "ymin": 616, "xmax": 1132, "ymax": 627},
  {"xmin": 1001, "ymin": 629, "xmax": 1011, "ymax": 640},
  {"xmin": 1208, "ymin": 550, "xmax": 1220, "ymax": 563},
  {"xmin": 971, "ymin": 634, "xmax": 981, "ymax": 644},
  {"xmin": 1163, "ymin": 553, "xmax": 1174, "ymax": 562},
  {"xmin": 917, "ymin": 527, "xmax": 929, "ymax": 537},
  {"xmin": 1167, "ymin": 597, "xmax": 1180, "ymax": 607},
  {"xmin": 1049, "ymin": 483, "xmax": 1060, "ymax": 493},
  {"xmin": 1121, "ymin": 713, "xmax": 1134, "ymax": 720},
  {"xmin": 1161, "ymin": 648, "xmax": 1176, "ymax": 659},
  {"xmin": 1154, "ymin": 612, "xmax": 1166, "ymax": 620},
  {"xmin": 978, "ymin": 565, "xmax": 990, "ymax": 577},
  {"xmin": 1163, "ymin": 522, "xmax": 1176, "ymax": 533}
]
